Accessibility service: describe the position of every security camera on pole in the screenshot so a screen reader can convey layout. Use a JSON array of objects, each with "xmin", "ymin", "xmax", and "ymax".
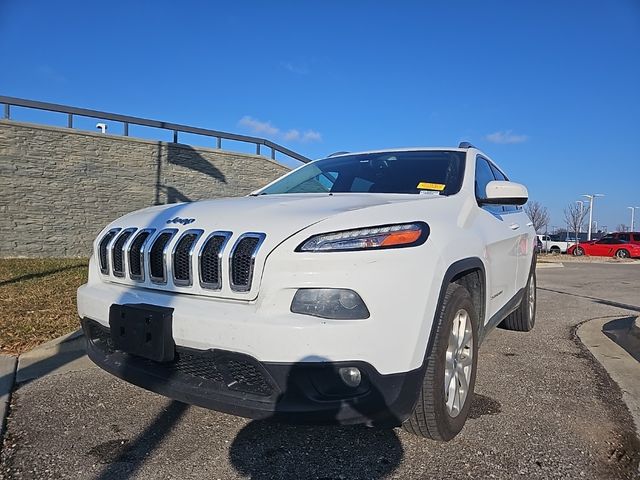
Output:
[{"xmin": 582, "ymin": 194, "xmax": 604, "ymax": 240}]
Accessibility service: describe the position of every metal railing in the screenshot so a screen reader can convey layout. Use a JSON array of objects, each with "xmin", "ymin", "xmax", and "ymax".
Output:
[{"xmin": 0, "ymin": 95, "xmax": 310, "ymax": 164}]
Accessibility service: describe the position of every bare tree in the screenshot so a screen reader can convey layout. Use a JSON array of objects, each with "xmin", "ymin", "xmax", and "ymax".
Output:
[
  {"xmin": 564, "ymin": 203, "xmax": 590, "ymax": 245},
  {"xmin": 616, "ymin": 224, "xmax": 627, "ymax": 232},
  {"xmin": 524, "ymin": 201, "xmax": 550, "ymax": 233}
]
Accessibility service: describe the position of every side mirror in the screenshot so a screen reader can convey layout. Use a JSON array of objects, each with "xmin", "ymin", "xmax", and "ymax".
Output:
[{"xmin": 481, "ymin": 180, "xmax": 528, "ymax": 205}]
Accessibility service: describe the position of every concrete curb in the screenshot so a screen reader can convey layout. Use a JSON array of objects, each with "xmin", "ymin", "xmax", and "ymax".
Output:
[
  {"xmin": 16, "ymin": 329, "xmax": 90, "ymax": 384},
  {"xmin": 536, "ymin": 263, "xmax": 564, "ymax": 269},
  {"xmin": 577, "ymin": 317, "xmax": 640, "ymax": 448},
  {"xmin": 632, "ymin": 317, "xmax": 640, "ymax": 341},
  {"xmin": 0, "ymin": 354, "xmax": 17, "ymax": 439}
]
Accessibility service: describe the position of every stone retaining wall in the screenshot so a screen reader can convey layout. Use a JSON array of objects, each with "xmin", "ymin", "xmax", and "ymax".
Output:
[{"xmin": 0, "ymin": 120, "xmax": 289, "ymax": 257}]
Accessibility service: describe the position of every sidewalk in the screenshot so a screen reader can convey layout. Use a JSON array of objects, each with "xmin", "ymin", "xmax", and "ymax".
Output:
[
  {"xmin": 0, "ymin": 330, "xmax": 89, "ymax": 440},
  {"xmin": 578, "ymin": 317, "xmax": 640, "ymax": 444}
]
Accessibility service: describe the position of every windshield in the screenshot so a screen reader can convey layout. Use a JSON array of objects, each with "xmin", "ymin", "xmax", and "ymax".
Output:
[{"xmin": 259, "ymin": 150, "xmax": 466, "ymax": 196}]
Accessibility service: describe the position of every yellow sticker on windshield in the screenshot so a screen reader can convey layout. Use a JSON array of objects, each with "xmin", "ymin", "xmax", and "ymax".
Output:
[{"xmin": 417, "ymin": 182, "xmax": 445, "ymax": 191}]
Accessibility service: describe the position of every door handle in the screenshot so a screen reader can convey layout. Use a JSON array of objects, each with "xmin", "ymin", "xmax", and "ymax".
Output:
[{"xmin": 509, "ymin": 223, "xmax": 520, "ymax": 230}]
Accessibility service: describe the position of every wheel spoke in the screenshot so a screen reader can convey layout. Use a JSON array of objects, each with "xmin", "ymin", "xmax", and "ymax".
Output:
[
  {"xmin": 456, "ymin": 314, "xmax": 467, "ymax": 350},
  {"xmin": 461, "ymin": 328, "xmax": 473, "ymax": 351},
  {"xmin": 454, "ymin": 378, "xmax": 462, "ymax": 413},
  {"xmin": 457, "ymin": 364, "xmax": 469, "ymax": 395},
  {"xmin": 448, "ymin": 328, "xmax": 458, "ymax": 354},
  {"xmin": 451, "ymin": 372, "xmax": 460, "ymax": 415},
  {"xmin": 446, "ymin": 371, "xmax": 457, "ymax": 410}
]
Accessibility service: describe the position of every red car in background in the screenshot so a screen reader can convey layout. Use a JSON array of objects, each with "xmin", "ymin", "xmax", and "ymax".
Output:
[
  {"xmin": 601, "ymin": 231, "xmax": 640, "ymax": 245},
  {"xmin": 568, "ymin": 237, "xmax": 640, "ymax": 258}
]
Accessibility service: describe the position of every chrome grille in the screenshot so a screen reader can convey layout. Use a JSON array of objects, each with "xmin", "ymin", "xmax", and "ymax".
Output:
[
  {"xmin": 98, "ymin": 229, "xmax": 120, "ymax": 274},
  {"xmin": 230, "ymin": 233, "xmax": 266, "ymax": 292},
  {"xmin": 128, "ymin": 229, "xmax": 154, "ymax": 280},
  {"xmin": 112, "ymin": 229, "xmax": 136, "ymax": 277},
  {"xmin": 199, "ymin": 232, "xmax": 232, "ymax": 290},
  {"xmin": 172, "ymin": 230, "xmax": 203, "ymax": 286},
  {"xmin": 149, "ymin": 230, "xmax": 177, "ymax": 283},
  {"xmin": 98, "ymin": 227, "xmax": 266, "ymax": 294}
]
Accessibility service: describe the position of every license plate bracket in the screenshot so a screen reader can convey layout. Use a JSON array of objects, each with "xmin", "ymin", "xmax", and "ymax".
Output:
[{"xmin": 109, "ymin": 303, "xmax": 175, "ymax": 362}]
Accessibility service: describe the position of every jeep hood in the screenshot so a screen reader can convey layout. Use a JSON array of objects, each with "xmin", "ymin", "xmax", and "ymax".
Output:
[
  {"xmin": 100, "ymin": 193, "xmax": 443, "ymax": 300},
  {"xmin": 111, "ymin": 193, "xmax": 432, "ymax": 241}
]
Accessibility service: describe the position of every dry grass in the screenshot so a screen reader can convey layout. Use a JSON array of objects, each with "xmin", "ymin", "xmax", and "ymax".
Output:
[{"xmin": 0, "ymin": 258, "xmax": 88, "ymax": 355}]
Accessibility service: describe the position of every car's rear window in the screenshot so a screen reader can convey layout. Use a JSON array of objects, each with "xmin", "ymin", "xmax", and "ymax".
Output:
[{"xmin": 258, "ymin": 151, "xmax": 466, "ymax": 196}]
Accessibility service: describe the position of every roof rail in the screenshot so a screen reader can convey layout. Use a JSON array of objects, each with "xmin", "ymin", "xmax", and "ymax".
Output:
[
  {"xmin": 328, "ymin": 151, "xmax": 350, "ymax": 157},
  {"xmin": 458, "ymin": 142, "xmax": 476, "ymax": 149}
]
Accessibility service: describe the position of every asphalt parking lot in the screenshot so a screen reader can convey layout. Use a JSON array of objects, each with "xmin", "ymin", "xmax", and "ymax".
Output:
[{"xmin": 1, "ymin": 263, "xmax": 639, "ymax": 479}]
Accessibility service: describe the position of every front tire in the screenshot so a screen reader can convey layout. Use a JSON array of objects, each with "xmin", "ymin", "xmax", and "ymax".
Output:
[
  {"xmin": 403, "ymin": 283, "xmax": 478, "ymax": 441},
  {"xmin": 615, "ymin": 249, "xmax": 630, "ymax": 259},
  {"xmin": 573, "ymin": 246, "xmax": 584, "ymax": 256},
  {"xmin": 500, "ymin": 267, "xmax": 536, "ymax": 332}
]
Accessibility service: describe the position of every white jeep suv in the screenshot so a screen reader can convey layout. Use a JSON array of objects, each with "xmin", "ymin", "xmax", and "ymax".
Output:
[{"xmin": 78, "ymin": 143, "xmax": 536, "ymax": 441}]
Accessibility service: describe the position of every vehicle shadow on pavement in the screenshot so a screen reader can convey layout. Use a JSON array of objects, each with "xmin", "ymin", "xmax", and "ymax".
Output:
[
  {"xmin": 602, "ymin": 316, "xmax": 640, "ymax": 362},
  {"xmin": 229, "ymin": 361, "xmax": 404, "ymax": 479},
  {"xmin": 91, "ymin": 400, "xmax": 189, "ymax": 480},
  {"xmin": 229, "ymin": 421, "xmax": 402, "ymax": 480}
]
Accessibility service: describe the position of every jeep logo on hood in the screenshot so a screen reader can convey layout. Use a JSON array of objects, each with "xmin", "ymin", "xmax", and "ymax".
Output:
[{"xmin": 166, "ymin": 217, "xmax": 196, "ymax": 225}]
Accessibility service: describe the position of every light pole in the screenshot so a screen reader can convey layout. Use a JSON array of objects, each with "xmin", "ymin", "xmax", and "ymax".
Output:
[
  {"xmin": 629, "ymin": 206, "xmax": 640, "ymax": 232},
  {"xmin": 582, "ymin": 194, "xmax": 604, "ymax": 241}
]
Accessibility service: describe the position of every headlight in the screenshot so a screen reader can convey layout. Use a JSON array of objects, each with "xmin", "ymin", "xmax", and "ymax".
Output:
[{"xmin": 296, "ymin": 222, "xmax": 429, "ymax": 252}]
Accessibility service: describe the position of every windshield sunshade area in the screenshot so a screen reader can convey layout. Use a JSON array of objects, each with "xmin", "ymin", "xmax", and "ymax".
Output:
[{"xmin": 259, "ymin": 150, "xmax": 466, "ymax": 196}]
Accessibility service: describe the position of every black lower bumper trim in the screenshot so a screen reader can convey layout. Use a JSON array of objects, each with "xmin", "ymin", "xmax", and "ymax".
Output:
[{"xmin": 82, "ymin": 318, "xmax": 425, "ymax": 426}]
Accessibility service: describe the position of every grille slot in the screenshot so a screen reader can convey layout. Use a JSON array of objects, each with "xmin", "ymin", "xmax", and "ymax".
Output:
[
  {"xmin": 148, "ymin": 230, "xmax": 176, "ymax": 283},
  {"xmin": 128, "ymin": 229, "xmax": 154, "ymax": 280},
  {"xmin": 112, "ymin": 229, "xmax": 136, "ymax": 277},
  {"xmin": 172, "ymin": 230, "xmax": 203, "ymax": 286},
  {"xmin": 98, "ymin": 229, "xmax": 120, "ymax": 274},
  {"xmin": 230, "ymin": 233, "xmax": 266, "ymax": 292},
  {"xmin": 166, "ymin": 350, "xmax": 225, "ymax": 382},
  {"xmin": 199, "ymin": 232, "xmax": 232, "ymax": 290},
  {"xmin": 225, "ymin": 358, "xmax": 273, "ymax": 396}
]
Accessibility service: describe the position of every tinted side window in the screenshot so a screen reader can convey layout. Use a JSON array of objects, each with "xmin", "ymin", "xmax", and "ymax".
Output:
[
  {"xmin": 475, "ymin": 157, "xmax": 494, "ymax": 200},
  {"xmin": 618, "ymin": 233, "xmax": 630, "ymax": 242},
  {"xmin": 633, "ymin": 234, "xmax": 640, "ymax": 242},
  {"xmin": 475, "ymin": 157, "xmax": 503, "ymax": 215},
  {"xmin": 489, "ymin": 163, "xmax": 508, "ymax": 181}
]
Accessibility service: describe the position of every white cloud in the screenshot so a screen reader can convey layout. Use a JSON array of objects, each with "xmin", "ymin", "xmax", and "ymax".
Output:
[
  {"xmin": 283, "ymin": 129, "xmax": 300, "ymax": 141},
  {"xmin": 301, "ymin": 130, "xmax": 322, "ymax": 142},
  {"xmin": 238, "ymin": 117, "xmax": 321, "ymax": 143},
  {"xmin": 238, "ymin": 116, "xmax": 279, "ymax": 136},
  {"xmin": 485, "ymin": 130, "xmax": 528, "ymax": 144},
  {"xmin": 281, "ymin": 62, "xmax": 309, "ymax": 75}
]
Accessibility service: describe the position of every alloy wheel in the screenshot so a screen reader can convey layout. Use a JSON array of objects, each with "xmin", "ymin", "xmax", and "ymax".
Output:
[
  {"xmin": 444, "ymin": 309, "xmax": 474, "ymax": 418},
  {"xmin": 528, "ymin": 273, "xmax": 536, "ymax": 320}
]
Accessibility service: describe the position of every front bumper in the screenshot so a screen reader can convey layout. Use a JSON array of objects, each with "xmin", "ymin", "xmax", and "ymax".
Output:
[{"xmin": 82, "ymin": 318, "xmax": 425, "ymax": 426}]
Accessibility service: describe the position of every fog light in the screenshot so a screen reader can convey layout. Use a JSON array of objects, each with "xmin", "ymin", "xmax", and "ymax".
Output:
[
  {"xmin": 339, "ymin": 367, "xmax": 362, "ymax": 388},
  {"xmin": 290, "ymin": 288, "xmax": 370, "ymax": 319}
]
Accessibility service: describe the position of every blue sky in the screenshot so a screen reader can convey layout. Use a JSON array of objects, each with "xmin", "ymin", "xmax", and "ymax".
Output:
[{"xmin": 1, "ymin": 1, "xmax": 639, "ymax": 231}]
